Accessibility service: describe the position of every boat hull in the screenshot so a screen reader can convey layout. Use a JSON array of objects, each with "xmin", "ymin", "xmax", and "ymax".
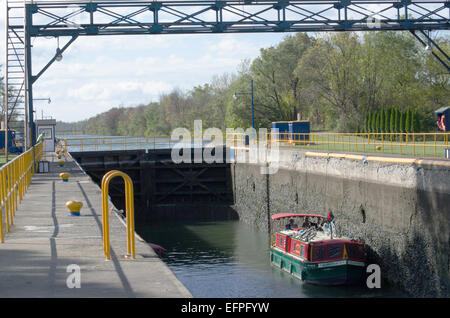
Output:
[{"xmin": 270, "ymin": 248, "xmax": 365, "ymax": 286}]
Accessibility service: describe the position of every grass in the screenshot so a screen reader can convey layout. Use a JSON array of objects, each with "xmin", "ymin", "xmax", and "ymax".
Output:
[
  {"xmin": 0, "ymin": 154, "xmax": 18, "ymax": 167},
  {"xmin": 284, "ymin": 134, "xmax": 449, "ymax": 158}
]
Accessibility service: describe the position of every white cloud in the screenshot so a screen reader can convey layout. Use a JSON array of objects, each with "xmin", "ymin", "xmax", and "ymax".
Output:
[{"xmin": 0, "ymin": 2, "xmax": 292, "ymax": 122}]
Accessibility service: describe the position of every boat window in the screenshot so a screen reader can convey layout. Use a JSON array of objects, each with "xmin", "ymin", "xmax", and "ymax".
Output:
[
  {"xmin": 327, "ymin": 245, "xmax": 342, "ymax": 258},
  {"xmin": 300, "ymin": 245, "xmax": 305, "ymax": 258},
  {"xmin": 291, "ymin": 240, "xmax": 299, "ymax": 255},
  {"xmin": 346, "ymin": 244, "xmax": 364, "ymax": 259},
  {"xmin": 312, "ymin": 246, "xmax": 326, "ymax": 260},
  {"xmin": 277, "ymin": 234, "xmax": 286, "ymax": 250}
]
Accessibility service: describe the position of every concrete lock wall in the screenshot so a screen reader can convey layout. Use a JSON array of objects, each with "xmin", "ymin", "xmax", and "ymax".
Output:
[{"xmin": 231, "ymin": 148, "xmax": 450, "ymax": 297}]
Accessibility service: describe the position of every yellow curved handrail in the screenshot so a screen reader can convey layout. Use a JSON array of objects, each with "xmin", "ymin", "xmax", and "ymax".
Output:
[
  {"xmin": 101, "ymin": 170, "xmax": 135, "ymax": 260},
  {"xmin": 0, "ymin": 141, "xmax": 43, "ymax": 243}
]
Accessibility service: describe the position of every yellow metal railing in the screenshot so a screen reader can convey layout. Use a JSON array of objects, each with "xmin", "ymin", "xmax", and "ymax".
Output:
[
  {"xmin": 61, "ymin": 135, "xmax": 216, "ymax": 152},
  {"xmin": 227, "ymin": 132, "xmax": 450, "ymax": 158},
  {"xmin": 55, "ymin": 139, "xmax": 67, "ymax": 154},
  {"xmin": 101, "ymin": 170, "xmax": 135, "ymax": 260},
  {"xmin": 0, "ymin": 141, "xmax": 43, "ymax": 243},
  {"xmin": 60, "ymin": 132, "xmax": 449, "ymax": 158}
]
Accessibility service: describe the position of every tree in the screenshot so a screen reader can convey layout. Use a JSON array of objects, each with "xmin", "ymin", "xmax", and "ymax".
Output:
[
  {"xmin": 375, "ymin": 112, "xmax": 380, "ymax": 133},
  {"xmin": 296, "ymin": 32, "xmax": 366, "ymax": 131},
  {"xmin": 413, "ymin": 110, "xmax": 421, "ymax": 133},
  {"xmin": 251, "ymin": 33, "xmax": 313, "ymax": 125},
  {"xmin": 405, "ymin": 107, "xmax": 411, "ymax": 133},
  {"xmin": 385, "ymin": 108, "xmax": 390, "ymax": 133},
  {"xmin": 366, "ymin": 110, "xmax": 372, "ymax": 133},
  {"xmin": 390, "ymin": 108, "xmax": 395, "ymax": 133},
  {"xmin": 55, "ymin": 30, "xmax": 449, "ymax": 136},
  {"xmin": 394, "ymin": 108, "xmax": 399, "ymax": 133},
  {"xmin": 399, "ymin": 111, "xmax": 404, "ymax": 133},
  {"xmin": 371, "ymin": 111, "xmax": 376, "ymax": 133}
]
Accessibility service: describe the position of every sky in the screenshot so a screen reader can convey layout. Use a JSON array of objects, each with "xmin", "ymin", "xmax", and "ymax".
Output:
[
  {"xmin": 0, "ymin": 0, "xmax": 290, "ymax": 122},
  {"xmin": 0, "ymin": 1, "xmax": 447, "ymax": 123}
]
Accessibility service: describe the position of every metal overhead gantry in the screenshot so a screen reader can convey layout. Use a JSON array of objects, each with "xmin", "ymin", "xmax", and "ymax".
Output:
[{"xmin": 4, "ymin": 0, "xmax": 450, "ymax": 147}]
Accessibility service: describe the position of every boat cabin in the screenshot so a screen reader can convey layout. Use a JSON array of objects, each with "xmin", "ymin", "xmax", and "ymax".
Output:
[{"xmin": 271, "ymin": 213, "xmax": 365, "ymax": 263}]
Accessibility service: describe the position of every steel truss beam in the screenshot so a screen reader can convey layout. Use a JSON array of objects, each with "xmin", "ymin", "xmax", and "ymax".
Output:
[
  {"xmin": 22, "ymin": 1, "xmax": 450, "ymax": 36},
  {"xmin": 410, "ymin": 30, "xmax": 450, "ymax": 70}
]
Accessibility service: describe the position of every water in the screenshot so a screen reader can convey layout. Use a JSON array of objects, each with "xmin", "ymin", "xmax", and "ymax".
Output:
[
  {"xmin": 57, "ymin": 134, "xmax": 217, "ymax": 152},
  {"xmin": 137, "ymin": 220, "xmax": 406, "ymax": 298},
  {"xmin": 63, "ymin": 134, "xmax": 406, "ymax": 297}
]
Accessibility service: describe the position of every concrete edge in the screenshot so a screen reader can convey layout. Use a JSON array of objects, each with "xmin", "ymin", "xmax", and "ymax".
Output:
[
  {"xmin": 66, "ymin": 151, "xmax": 193, "ymax": 298},
  {"xmin": 304, "ymin": 151, "xmax": 450, "ymax": 167}
]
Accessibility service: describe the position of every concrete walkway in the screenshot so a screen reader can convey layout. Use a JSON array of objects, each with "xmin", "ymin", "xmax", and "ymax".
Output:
[{"xmin": 0, "ymin": 152, "xmax": 192, "ymax": 298}]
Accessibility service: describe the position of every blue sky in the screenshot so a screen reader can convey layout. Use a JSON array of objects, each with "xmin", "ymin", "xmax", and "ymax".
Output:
[
  {"xmin": 1, "ymin": 1, "xmax": 447, "ymax": 123},
  {"xmin": 29, "ymin": 33, "xmax": 287, "ymax": 122},
  {"xmin": 0, "ymin": 0, "xmax": 288, "ymax": 122}
]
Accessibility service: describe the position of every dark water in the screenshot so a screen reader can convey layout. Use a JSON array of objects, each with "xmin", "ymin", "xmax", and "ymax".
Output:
[{"xmin": 137, "ymin": 220, "xmax": 406, "ymax": 298}]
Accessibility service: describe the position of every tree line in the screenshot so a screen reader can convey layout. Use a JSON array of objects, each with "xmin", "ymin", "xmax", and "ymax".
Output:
[
  {"xmin": 49, "ymin": 31, "xmax": 449, "ymax": 136},
  {"xmin": 364, "ymin": 107, "xmax": 421, "ymax": 134}
]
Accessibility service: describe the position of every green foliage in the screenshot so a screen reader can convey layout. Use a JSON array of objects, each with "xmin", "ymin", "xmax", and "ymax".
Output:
[
  {"xmin": 390, "ymin": 108, "xmax": 395, "ymax": 133},
  {"xmin": 405, "ymin": 107, "xmax": 411, "ymax": 133},
  {"xmin": 375, "ymin": 112, "xmax": 379, "ymax": 133},
  {"xmin": 399, "ymin": 111, "xmax": 404, "ymax": 133},
  {"xmin": 385, "ymin": 108, "xmax": 390, "ymax": 133},
  {"xmin": 366, "ymin": 110, "xmax": 372, "ymax": 133},
  {"xmin": 53, "ymin": 31, "xmax": 449, "ymax": 135},
  {"xmin": 394, "ymin": 108, "xmax": 399, "ymax": 133}
]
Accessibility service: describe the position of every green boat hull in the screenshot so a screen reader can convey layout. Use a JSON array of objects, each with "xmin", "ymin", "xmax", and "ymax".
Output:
[{"xmin": 270, "ymin": 248, "xmax": 365, "ymax": 286}]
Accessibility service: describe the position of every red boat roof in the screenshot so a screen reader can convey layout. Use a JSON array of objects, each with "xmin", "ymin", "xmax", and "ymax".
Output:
[
  {"xmin": 309, "ymin": 239, "xmax": 364, "ymax": 246},
  {"xmin": 271, "ymin": 213, "xmax": 324, "ymax": 220}
]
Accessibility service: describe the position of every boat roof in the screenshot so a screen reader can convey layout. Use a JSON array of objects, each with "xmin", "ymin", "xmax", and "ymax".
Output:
[
  {"xmin": 279, "ymin": 229, "xmax": 363, "ymax": 244},
  {"xmin": 271, "ymin": 213, "xmax": 324, "ymax": 220}
]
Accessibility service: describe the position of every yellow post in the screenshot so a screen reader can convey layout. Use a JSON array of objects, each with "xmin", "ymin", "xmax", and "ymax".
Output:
[
  {"xmin": 347, "ymin": 134, "xmax": 350, "ymax": 152},
  {"xmin": 327, "ymin": 134, "xmax": 329, "ymax": 152},
  {"xmin": 434, "ymin": 134, "xmax": 437, "ymax": 157},
  {"xmin": 423, "ymin": 134, "xmax": 425, "ymax": 157},
  {"xmin": 390, "ymin": 134, "xmax": 393, "ymax": 154},
  {"xmin": 0, "ymin": 170, "xmax": 4, "ymax": 242},
  {"xmin": 101, "ymin": 170, "xmax": 136, "ymax": 260}
]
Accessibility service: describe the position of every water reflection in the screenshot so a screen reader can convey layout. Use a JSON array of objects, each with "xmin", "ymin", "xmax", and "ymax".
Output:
[{"xmin": 137, "ymin": 220, "xmax": 405, "ymax": 298}]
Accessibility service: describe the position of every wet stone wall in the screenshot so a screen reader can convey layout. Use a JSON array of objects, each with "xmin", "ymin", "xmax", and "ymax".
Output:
[{"xmin": 231, "ymin": 149, "xmax": 450, "ymax": 297}]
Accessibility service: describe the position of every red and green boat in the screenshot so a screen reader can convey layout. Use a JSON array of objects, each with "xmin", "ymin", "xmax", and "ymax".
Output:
[{"xmin": 270, "ymin": 212, "xmax": 366, "ymax": 285}]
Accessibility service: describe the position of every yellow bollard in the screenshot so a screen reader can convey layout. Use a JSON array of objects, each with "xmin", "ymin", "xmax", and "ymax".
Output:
[
  {"xmin": 65, "ymin": 201, "xmax": 83, "ymax": 216},
  {"xmin": 101, "ymin": 170, "xmax": 135, "ymax": 260},
  {"xmin": 57, "ymin": 160, "xmax": 64, "ymax": 167},
  {"xmin": 59, "ymin": 172, "xmax": 70, "ymax": 182}
]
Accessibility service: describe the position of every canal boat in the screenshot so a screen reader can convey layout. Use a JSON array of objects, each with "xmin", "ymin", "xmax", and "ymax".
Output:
[{"xmin": 270, "ymin": 212, "xmax": 366, "ymax": 285}]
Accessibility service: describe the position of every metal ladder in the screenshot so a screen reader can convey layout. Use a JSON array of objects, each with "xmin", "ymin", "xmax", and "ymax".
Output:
[{"xmin": 4, "ymin": 0, "xmax": 27, "ymax": 149}]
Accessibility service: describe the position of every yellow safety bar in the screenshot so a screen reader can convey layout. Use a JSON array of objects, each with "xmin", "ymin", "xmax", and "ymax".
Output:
[
  {"xmin": 0, "ymin": 141, "xmax": 43, "ymax": 243},
  {"xmin": 101, "ymin": 170, "xmax": 135, "ymax": 260},
  {"xmin": 55, "ymin": 139, "xmax": 67, "ymax": 154},
  {"xmin": 60, "ymin": 132, "xmax": 448, "ymax": 158}
]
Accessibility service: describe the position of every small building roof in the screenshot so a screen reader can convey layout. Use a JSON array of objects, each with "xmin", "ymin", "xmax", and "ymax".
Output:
[
  {"xmin": 36, "ymin": 119, "xmax": 56, "ymax": 125},
  {"xmin": 435, "ymin": 106, "xmax": 449, "ymax": 115}
]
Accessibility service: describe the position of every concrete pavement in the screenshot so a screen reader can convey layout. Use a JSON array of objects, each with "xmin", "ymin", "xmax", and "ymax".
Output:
[{"xmin": 0, "ymin": 152, "xmax": 192, "ymax": 298}]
